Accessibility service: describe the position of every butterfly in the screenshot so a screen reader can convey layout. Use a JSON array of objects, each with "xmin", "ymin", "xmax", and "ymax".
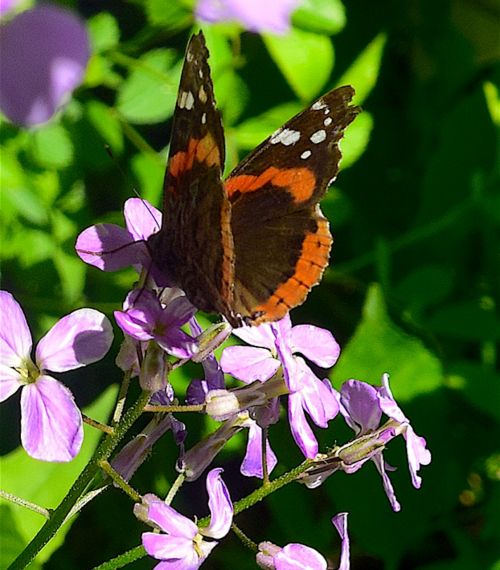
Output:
[{"xmin": 148, "ymin": 31, "xmax": 360, "ymax": 328}]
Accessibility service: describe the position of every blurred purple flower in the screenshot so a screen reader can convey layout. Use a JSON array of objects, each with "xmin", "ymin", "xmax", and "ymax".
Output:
[
  {"xmin": 221, "ymin": 315, "xmax": 340, "ymax": 458},
  {"xmin": 337, "ymin": 375, "xmax": 431, "ymax": 511},
  {"xmin": 138, "ymin": 468, "xmax": 233, "ymax": 569},
  {"xmin": 115, "ymin": 289, "xmax": 197, "ymax": 359},
  {"xmin": 0, "ymin": 5, "xmax": 90, "ymax": 126},
  {"xmin": 257, "ymin": 513, "xmax": 350, "ymax": 570},
  {"xmin": 0, "ymin": 290, "xmax": 113, "ymax": 461},
  {"xmin": 76, "ymin": 197, "xmax": 161, "ymax": 273},
  {"xmin": 196, "ymin": 0, "xmax": 300, "ymax": 34},
  {"xmin": 0, "ymin": 0, "xmax": 22, "ymax": 16}
]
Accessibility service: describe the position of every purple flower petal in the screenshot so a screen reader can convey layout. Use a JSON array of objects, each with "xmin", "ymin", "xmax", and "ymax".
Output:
[
  {"xmin": 275, "ymin": 543, "xmax": 327, "ymax": 570},
  {"xmin": 220, "ymin": 346, "xmax": 280, "ymax": 382},
  {"xmin": 241, "ymin": 420, "xmax": 278, "ymax": 478},
  {"xmin": 288, "ymin": 391, "xmax": 318, "ymax": 458},
  {"xmin": 157, "ymin": 327, "xmax": 197, "ymax": 359},
  {"xmin": 196, "ymin": 0, "xmax": 299, "ymax": 34},
  {"xmin": 297, "ymin": 362, "xmax": 338, "ymax": 427},
  {"xmin": 20, "ymin": 375, "xmax": 83, "ymax": 461},
  {"xmin": 289, "ymin": 324, "xmax": 340, "ymax": 368},
  {"xmin": 404, "ymin": 426, "xmax": 431, "ymax": 489},
  {"xmin": 36, "ymin": 309, "xmax": 113, "ymax": 372},
  {"xmin": 124, "ymin": 198, "xmax": 161, "ymax": 241},
  {"xmin": 331, "ymin": 513, "xmax": 350, "ymax": 570},
  {"xmin": 147, "ymin": 500, "xmax": 198, "ymax": 538},
  {"xmin": 231, "ymin": 323, "xmax": 277, "ymax": 350},
  {"xmin": 340, "ymin": 380, "xmax": 382, "ymax": 434},
  {"xmin": 203, "ymin": 468, "xmax": 233, "ymax": 539},
  {"xmin": 372, "ymin": 454, "xmax": 401, "ymax": 512},
  {"xmin": 76, "ymin": 223, "xmax": 148, "ymax": 271},
  {"xmin": 142, "ymin": 532, "xmax": 197, "ymax": 563},
  {"xmin": 0, "ymin": 290, "xmax": 32, "ymax": 366},
  {"xmin": 162, "ymin": 296, "xmax": 197, "ymax": 327},
  {"xmin": 0, "ymin": 365, "xmax": 22, "ymax": 401},
  {"xmin": 0, "ymin": 5, "xmax": 89, "ymax": 126}
]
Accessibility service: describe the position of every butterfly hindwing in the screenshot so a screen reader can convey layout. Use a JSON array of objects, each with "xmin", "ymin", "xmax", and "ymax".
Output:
[
  {"xmin": 225, "ymin": 87, "xmax": 360, "ymax": 324},
  {"xmin": 149, "ymin": 32, "xmax": 235, "ymax": 318}
]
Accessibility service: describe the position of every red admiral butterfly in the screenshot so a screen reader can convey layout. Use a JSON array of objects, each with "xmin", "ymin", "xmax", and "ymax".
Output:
[{"xmin": 148, "ymin": 31, "xmax": 360, "ymax": 327}]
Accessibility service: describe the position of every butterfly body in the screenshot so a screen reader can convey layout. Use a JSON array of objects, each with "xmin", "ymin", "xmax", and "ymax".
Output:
[{"xmin": 149, "ymin": 32, "xmax": 360, "ymax": 327}]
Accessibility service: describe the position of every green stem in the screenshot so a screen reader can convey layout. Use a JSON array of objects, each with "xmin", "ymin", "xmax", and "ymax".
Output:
[
  {"xmin": 92, "ymin": 546, "xmax": 146, "ymax": 570},
  {"xmin": 99, "ymin": 461, "xmax": 141, "ymax": 503},
  {"xmin": 0, "ymin": 490, "xmax": 50, "ymax": 519},
  {"xmin": 231, "ymin": 522, "xmax": 258, "ymax": 552},
  {"xmin": 8, "ymin": 390, "xmax": 151, "ymax": 570}
]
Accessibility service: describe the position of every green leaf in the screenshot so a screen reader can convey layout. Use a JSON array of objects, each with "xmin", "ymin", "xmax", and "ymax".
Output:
[
  {"xmin": 0, "ymin": 386, "xmax": 118, "ymax": 566},
  {"xmin": 145, "ymin": 0, "xmax": 192, "ymax": 28},
  {"xmin": 0, "ymin": 505, "xmax": 37, "ymax": 570},
  {"xmin": 339, "ymin": 110, "xmax": 373, "ymax": 169},
  {"xmin": 264, "ymin": 29, "xmax": 334, "ymax": 101},
  {"xmin": 331, "ymin": 284, "xmax": 443, "ymax": 401},
  {"xmin": 426, "ymin": 300, "xmax": 500, "ymax": 341},
  {"xmin": 1, "ymin": 185, "xmax": 49, "ymax": 226},
  {"xmin": 449, "ymin": 361, "xmax": 500, "ymax": 421},
  {"xmin": 88, "ymin": 12, "xmax": 120, "ymax": 52},
  {"xmin": 16, "ymin": 229, "xmax": 55, "ymax": 267},
  {"xmin": 483, "ymin": 80, "xmax": 500, "ymax": 126},
  {"xmin": 86, "ymin": 100, "xmax": 124, "ymax": 153},
  {"xmin": 30, "ymin": 124, "xmax": 74, "ymax": 169},
  {"xmin": 394, "ymin": 265, "xmax": 454, "ymax": 312},
  {"xmin": 293, "ymin": 0, "xmax": 346, "ymax": 35},
  {"xmin": 337, "ymin": 33, "xmax": 387, "ymax": 104},
  {"xmin": 131, "ymin": 152, "xmax": 165, "ymax": 207},
  {"xmin": 117, "ymin": 49, "xmax": 180, "ymax": 124},
  {"xmin": 52, "ymin": 248, "xmax": 86, "ymax": 303}
]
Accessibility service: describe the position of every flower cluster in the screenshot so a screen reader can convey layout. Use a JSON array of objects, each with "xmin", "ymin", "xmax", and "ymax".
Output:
[{"xmin": 1, "ymin": 187, "xmax": 433, "ymax": 568}]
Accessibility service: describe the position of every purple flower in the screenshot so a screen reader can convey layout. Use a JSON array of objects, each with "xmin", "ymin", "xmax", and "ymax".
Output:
[
  {"xmin": 138, "ymin": 468, "xmax": 233, "ymax": 569},
  {"xmin": 76, "ymin": 197, "xmax": 161, "ymax": 272},
  {"xmin": 0, "ymin": 0, "xmax": 22, "ymax": 16},
  {"xmin": 196, "ymin": 0, "xmax": 300, "ymax": 34},
  {"xmin": 0, "ymin": 291, "xmax": 113, "ymax": 461},
  {"xmin": 0, "ymin": 5, "xmax": 89, "ymax": 126},
  {"xmin": 338, "ymin": 375, "xmax": 431, "ymax": 511},
  {"xmin": 221, "ymin": 315, "xmax": 340, "ymax": 458},
  {"xmin": 114, "ymin": 289, "xmax": 197, "ymax": 359},
  {"xmin": 256, "ymin": 513, "xmax": 350, "ymax": 570}
]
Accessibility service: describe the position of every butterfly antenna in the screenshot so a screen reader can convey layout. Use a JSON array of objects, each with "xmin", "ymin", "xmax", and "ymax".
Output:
[{"xmin": 104, "ymin": 144, "xmax": 161, "ymax": 231}]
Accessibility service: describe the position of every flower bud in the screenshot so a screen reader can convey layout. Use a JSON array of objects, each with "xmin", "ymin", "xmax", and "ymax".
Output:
[
  {"xmin": 179, "ymin": 412, "xmax": 249, "ymax": 481},
  {"xmin": 205, "ymin": 389, "xmax": 240, "ymax": 421},
  {"xmin": 139, "ymin": 342, "xmax": 170, "ymax": 392},
  {"xmin": 192, "ymin": 322, "xmax": 232, "ymax": 362}
]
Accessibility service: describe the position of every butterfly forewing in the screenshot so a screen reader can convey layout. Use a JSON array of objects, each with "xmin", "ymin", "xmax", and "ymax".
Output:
[{"xmin": 149, "ymin": 32, "xmax": 235, "ymax": 319}]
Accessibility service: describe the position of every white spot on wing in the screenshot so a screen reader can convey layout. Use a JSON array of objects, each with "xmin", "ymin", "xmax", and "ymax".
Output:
[
  {"xmin": 312, "ymin": 100, "xmax": 326, "ymax": 111},
  {"xmin": 201, "ymin": 112, "xmax": 207, "ymax": 124},
  {"xmin": 270, "ymin": 128, "xmax": 301, "ymax": 146},
  {"xmin": 198, "ymin": 85, "xmax": 207, "ymax": 103},
  {"xmin": 324, "ymin": 117, "xmax": 332, "ymax": 126},
  {"xmin": 310, "ymin": 129, "xmax": 327, "ymax": 144},
  {"xmin": 179, "ymin": 90, "xmax": 195, "ymax": 110},
  {"xmin": 301, "ymin": 150, "xmax": 312, "ymax": 159}
]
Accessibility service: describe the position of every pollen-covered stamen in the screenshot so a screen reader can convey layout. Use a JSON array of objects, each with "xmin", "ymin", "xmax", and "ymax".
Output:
[{"xmin": 16, "ymin": 357, "xmax": 40, "ymax": 384}]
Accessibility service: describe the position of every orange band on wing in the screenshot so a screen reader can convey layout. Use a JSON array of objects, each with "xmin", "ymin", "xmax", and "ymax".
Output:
[
  {"xmin": 169, "ymin": 134, "xmax": 221, "ymax": 180},
  {"xmin": 226, "ymin": 167, "xmax": 316, "ymax": 204},
  {"xmin": 250, "ymin": 219, "xmax": 332, "ymax": 325}
]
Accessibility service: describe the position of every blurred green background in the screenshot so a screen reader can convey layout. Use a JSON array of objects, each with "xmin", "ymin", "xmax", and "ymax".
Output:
[{"xmin": 1, "ymin": 0, "xmax": 499, "ymax": 568}]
